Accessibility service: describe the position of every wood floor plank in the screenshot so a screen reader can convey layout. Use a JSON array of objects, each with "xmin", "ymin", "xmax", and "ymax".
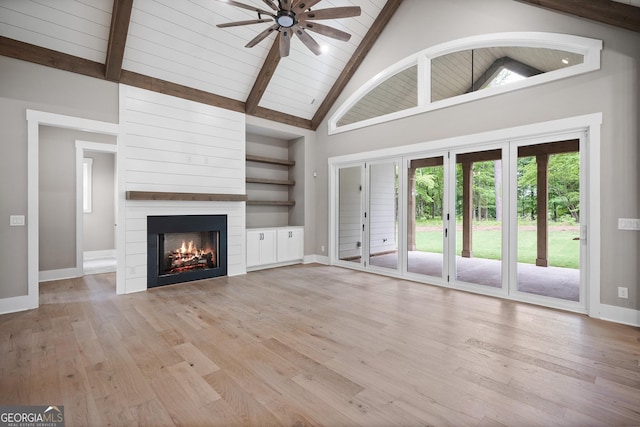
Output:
[
  {"xmin": 173, "ymin": 342, "xmax": 220, "ymax": 377},
  {"xmin": 1, "ymin": 265, "xmax": 638, "ymax": 426},
  {"xmin": 166, "ymin": 361, "xmax": 222, "ymax": 407},
  {"xmin": 204, "ymin": 369, "xmax": 282, "ymax": 426}
]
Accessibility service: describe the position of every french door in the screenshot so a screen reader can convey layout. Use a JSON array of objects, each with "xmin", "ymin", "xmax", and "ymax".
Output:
[
  {"xmin": 333, "ymin": 134, "xmax": 586, "ymax": 312},
  {"xmin": 336, "ymin": 160, "xmax": 401, "ymax": 271}
]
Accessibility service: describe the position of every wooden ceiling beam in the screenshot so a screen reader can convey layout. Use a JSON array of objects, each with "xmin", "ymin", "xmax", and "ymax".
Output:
[
  {"xmin": 120, "ymin": 70, "xmax": 313, "ymax": 129},
  {"xmin": 119, "ymin": 70, "xmax": 246, "ymax": 113},
  {"xmin": 245, "ymin": 35, "xmax": 282, "ymax": 115},
  {"xmin": 514, "ymin": 0, "xmax": 640, "ymax": 33},
  {"xmin": 105, "ymin": 0, "xmax": 134, "ymax": 81},
  {"xmin": 310, "ymin": 0, "xmax": 404, "ymax": 130},
  {"xmin": 0, "ymin": 36, "xmax": 105, "ymax": 79},
  {"xmin": 253, "ymin": 106, "xmax": 313, "ymax": 129}
]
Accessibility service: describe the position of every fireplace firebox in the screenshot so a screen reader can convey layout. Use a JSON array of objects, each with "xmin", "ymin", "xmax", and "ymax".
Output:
[{"xmin": 147, "ymin": 215, "xmax": 227, "ymax": 288}]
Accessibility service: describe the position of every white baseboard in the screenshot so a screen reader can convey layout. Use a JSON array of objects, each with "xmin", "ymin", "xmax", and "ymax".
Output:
[
  {"xmin": 304, "ymin": 255, "xmax": 329, "ymax": 265},
  {"xmin": 39, "ymin": 267, "xmax": 81, "ymax": 282},
  {"xmin": 597, "ymin": 304, "xmax": 640, "ymax": 327},
  {"xmin": 84, "ymin": 249, "xmax": 116, "ymax": 261},
  {"xmin": 0, "ymin": 294, "xmax": 38, "ymax": 315},
  {"xmin": 246, "ymin": 259, "xmax": 302, "ymax": 272}
]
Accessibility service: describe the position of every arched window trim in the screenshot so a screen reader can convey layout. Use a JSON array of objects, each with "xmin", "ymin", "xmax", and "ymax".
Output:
[{"xmin": 329, "ymin": 32, "xmax": 603, "ymax": 135}]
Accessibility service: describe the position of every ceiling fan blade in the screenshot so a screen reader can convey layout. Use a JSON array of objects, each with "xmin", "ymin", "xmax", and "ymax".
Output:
[
  {"xmin": 216, "ymin": 0, "xmax": 276, "ymax": 17},
  {"xmin": 261, "ymin": 0, "xmax": 278, "ymax": 11},
  {"xmin": 298, "ymin": 6, "xmax": 361, "ymax": 21},
  {"xmin": 292, "ymin": 0, "xmax": 322, "ymax": 14},
  {"xmin": 279, "ymin": 28, "xmax": 291, "ymax": 57},
  {"xmin": 245, "ymin": 24, "xmax": 279, "ymax": 48},
  {"xmin": 297, "ymin": 21, "xmax": 351, "ymax": 41},
  {"xmin": 217, "ymin": 18, "xmax": 273, "ymax": 28},
  {"xmin": 293, "ymin": 25, "xmax": 322, "ymax": 55},
  {"xmin": 280, "ymin": 0, "xmax": 292, "ymax": 12}
]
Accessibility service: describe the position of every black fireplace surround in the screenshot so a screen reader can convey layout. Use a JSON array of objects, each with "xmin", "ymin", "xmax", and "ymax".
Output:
[{"xmin": 147, "ymin": 215, "xmax": 228, "ymax": 288}]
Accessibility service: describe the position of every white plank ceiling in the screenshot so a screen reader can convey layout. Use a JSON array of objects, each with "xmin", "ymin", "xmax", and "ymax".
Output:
[
  {"xmin": 0, "ymin": 0, "xmax": 386, "ymax": 121},
  {"xmin": 1, "ymin": 0, "xmax": 638, "ymax": 127},
  {"xmin": 0, "ymin": 0, "xmax": 113, "ymax": 63}
]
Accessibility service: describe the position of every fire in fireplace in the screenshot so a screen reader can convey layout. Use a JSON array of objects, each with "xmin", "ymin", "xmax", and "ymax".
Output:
[
  {"xmin": 147, "ymin": 215, "xmax": 227, "ymax": 288},
  {"xmin": 161, "ymin": 231, "xmax": 218, "ymax": 275}
]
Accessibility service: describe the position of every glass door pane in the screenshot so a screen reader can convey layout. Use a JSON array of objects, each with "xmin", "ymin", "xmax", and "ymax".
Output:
[
  {"xmin": 338, "ymin": 166, "xmax": 363, "ymax": 264},
  {"xmin": 368, "ymin": 161, "xmax": 399, "ymax": 271},
  {"xmin": 516, "ymin": 142, "xmax": 580, "ymax": 301},
  {"xmin": 407, "ymin": 156, "xmax": 445, "ymax": 278},
  {"xmin": 454, "ymin": 149, "xmax": 503, "ymax": 288}
]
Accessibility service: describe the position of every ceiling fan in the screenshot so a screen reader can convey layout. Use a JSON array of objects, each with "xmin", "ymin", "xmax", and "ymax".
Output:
[{"xmin": 216, "ymin": 0, "xmax": 362, "ymax": 57}]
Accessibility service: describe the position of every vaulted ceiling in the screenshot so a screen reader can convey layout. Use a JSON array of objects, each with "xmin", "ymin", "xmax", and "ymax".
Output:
[{"xmin": 0, "ymin": 0, "xmax": 638, "ymax": 131}]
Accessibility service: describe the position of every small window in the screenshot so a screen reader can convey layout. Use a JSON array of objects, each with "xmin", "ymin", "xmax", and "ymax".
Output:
[
  {"xmin": 338, "ymin": 64, "xmax": 418, "ymax": 127},
  {"xmin": 329, "ymin": 33, "xmax": 602, "ymax": 134},
  {"xmin": 431, "ymin": 46, "xmax": 584, "ymax": 103},
  {"xmin": 83, "ymin": 157, "xmax": 93, "ymax": 213}
]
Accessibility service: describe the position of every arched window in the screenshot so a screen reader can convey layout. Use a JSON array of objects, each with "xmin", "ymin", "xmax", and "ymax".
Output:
[{"xmin": 329, "ymin": 33, "xmax": 602, "ymax": 134}]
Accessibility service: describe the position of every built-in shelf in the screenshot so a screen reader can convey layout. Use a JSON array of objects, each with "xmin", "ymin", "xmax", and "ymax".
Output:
[
  {"xmin": 246, "ymin": 154, "xmax": 296, "ymax": 207},
  {"xmin": 247, "ymin": 200, "xmax": 296, "ymax": 206},
  {"xmin": 246, "ymin": 154, "xmax": 295, "ymax": 167},
  {"xmin": 126, "ymin": 191, "xmax": 248, "ymax": 202},
  {"xmin": 246, "ymin": 177, "xmax": 295, "ymax": 186}
]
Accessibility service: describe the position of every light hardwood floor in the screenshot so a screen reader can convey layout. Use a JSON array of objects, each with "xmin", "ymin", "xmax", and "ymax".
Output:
[{"xmin": 1, "ymin": 264, "xmax": 639, "ymax": 426}]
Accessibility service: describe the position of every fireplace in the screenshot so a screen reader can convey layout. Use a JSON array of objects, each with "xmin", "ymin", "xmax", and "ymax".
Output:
[{"xmin": 147, "ymin": 215, "xmax": 227, "ymax": 288}]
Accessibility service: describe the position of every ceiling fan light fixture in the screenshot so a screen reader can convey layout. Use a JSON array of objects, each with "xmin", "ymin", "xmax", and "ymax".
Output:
[
  {"xmin": 276, "ymin": 12, "xmax": 296, "ymax": 28},
  {"xmin": 217, "ymin": 0, "xmax": 361, "ymax": 57}
]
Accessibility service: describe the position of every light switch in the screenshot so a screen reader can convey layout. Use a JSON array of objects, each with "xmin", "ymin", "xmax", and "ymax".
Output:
[{"xmin": 10, "ymin": 215, "xmax": 25, "ymax": 226}]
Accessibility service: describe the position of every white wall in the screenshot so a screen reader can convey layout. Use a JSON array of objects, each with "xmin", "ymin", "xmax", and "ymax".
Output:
[
  {"xmin": 315, "ymin": 0, "xmax": 640, "ymax": 311},
  {"xmin": 120, "ymin": 85, "xmax": 247, "ymax": 292}
]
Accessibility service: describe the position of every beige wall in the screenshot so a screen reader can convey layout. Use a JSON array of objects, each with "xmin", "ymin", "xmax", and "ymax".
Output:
[
  {"xmin": 83, "ymin": 151, "xmax": 116, "ymax": 252},
  {"xmin": 314, "ymin": 0, "xmax": 640, "ymax": 309},
  {"xmin": 0, "ymin": 57, "xmax": 118, "ymax": 298},
  {"xmin": 39, "ymin": 127, "xmax": 117, "ymax": 270}
]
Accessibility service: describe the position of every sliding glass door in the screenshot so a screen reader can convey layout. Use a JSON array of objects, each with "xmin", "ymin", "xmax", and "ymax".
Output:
[
  {"xmin": 406, "ymin": 155, "xmax": 446, "ymax": 280},
  {"xmin": 513, "ymin": 140, "xmax": 583, "ymax": 303},
  {"xmin": 452, "ymin": 148, "xmax": 506, "ymax": 292},
  {"xmin": 337, "ymin": 165, "xmax": 364, "ymax": 265},
  {"xmin": 368, "ymin": 161, "xmax": 400, "ymax": 272},
  {"xmin": 332, "ymin": 133, "xmax": 587, "ymax": 312}
]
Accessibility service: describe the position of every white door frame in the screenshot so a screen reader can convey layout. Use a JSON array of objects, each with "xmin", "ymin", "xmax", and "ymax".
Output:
[
  {"xmin": 22, "ymin": 110, "xmax": 121, "ymax": 312},
  {"xmin": 75, "ymin": 141, "xmax": 118, "ymax": 276},
  {"xmin": 332, "ymin": 162, "xmax": 366, "ymax": 269},
  {"xmin": 328, "ymin": 113, "xmax": 602, "ymax": 317}
]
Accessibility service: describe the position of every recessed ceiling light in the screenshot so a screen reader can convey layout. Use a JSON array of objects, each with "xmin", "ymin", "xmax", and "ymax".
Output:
[{"xmin": 562, "ymin": 58, "xmax": 569, "ymax": 64}]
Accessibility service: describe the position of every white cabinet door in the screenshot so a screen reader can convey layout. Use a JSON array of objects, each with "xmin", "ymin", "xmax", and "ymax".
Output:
[
  {"xmin": 260, "ymin": 229, "xmax": 277, "ymax": 265},
  {"xmin": 247, "ymin": 229, "xmax": 277, "ymax": 267},
  {"xmin": 277, "ymin": 227, "xmax": 304, "ymax": 262},
  {"xmin": 246, "ymin": 230, "xmax": 262, "ymax": 268}
]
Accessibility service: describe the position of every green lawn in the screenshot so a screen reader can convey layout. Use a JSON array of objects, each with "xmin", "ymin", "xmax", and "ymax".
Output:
[{"xmin": 415, "ymin": 228, "xmax": 579, "ymax": 269}]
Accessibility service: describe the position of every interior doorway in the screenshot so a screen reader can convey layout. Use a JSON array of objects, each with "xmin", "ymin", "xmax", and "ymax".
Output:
[
  {"xmin": 22, "ymin": 110, "xmax": 122, "ymax": 314},
  {"xmin": 76, "ymin": 141, "xmax": 117, "ymax": 276}
]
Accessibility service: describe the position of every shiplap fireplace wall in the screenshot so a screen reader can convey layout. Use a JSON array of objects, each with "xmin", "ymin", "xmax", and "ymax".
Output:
[{"xmin": 120, "ymin": 85, "xmax": 246, "ymax": 293}]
